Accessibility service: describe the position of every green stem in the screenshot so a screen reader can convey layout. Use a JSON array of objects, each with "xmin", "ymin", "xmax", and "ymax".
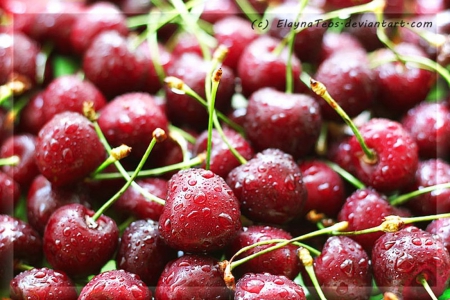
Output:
[
  {"xmin": 234, "ymin": 0, "xmax": 261, "ymax": 25},
  {"xmin": 91, "ymin": 134, "xmax": 159, "ymax": 221},
  {"xmin": 417, "ymin": 274, "xmax": 439, "ymax": 300},
  {"xmin": 310, "ymin": 79, "xmax": 377, "ymax": 164},
  {"xmin": 292, "ymin": 242, "xmax": 321, "ymax": 257},
  {"xmin": 324, "ymin": 160, "xmax": 366, "ymax": 190},
  {"xmin": 304, "ymin": 264, "xmax": 327, "ymax": 300},
  {"xmin": 315, "ymin": 123, "xmax": 328, "ymax": 156},
  {"xmin": 92, "ymin": 155, "xmax": 204, "ymax": 180},
  {"xmin": 169, "ymin": 128, "xmax": 190, "ymax": 164},
  {"xmin": 168, "ymin": 124, "xmax": 197, "ymax": 144},
  {"xmin": 390, "ymin": 183, "xmax": 450, "ymax": 206},
  {"xmin": 0, "ymin": 155, "xmax": 19, "ymax": 166},
  {"xmin": 205, "ymin": 69, "xmax": 220, "ymax": 170},
  {"xmin": 147, "ymin": 11, "xmax": 166, "ymax": 84},
  {"xmin": 92, "ymin": 122, "xmax": 165, "ymax": 206}
]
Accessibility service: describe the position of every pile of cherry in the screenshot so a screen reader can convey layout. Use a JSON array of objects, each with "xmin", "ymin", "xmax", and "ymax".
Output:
[{"xmin": 1, "ymin": 0, "xmax": 450, "ymax": 299}]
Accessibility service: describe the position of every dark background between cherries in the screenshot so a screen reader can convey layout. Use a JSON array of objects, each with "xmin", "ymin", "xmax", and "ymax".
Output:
[{"xmin": 1, "ymin": 0, "xmax": 450, "ymax": 299}]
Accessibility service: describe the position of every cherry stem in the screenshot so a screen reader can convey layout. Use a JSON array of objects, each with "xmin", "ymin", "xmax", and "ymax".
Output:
[
  {"xmin": 234, "ymin": 0, "xmax": 261, "ymax": 27},
  {"xmin": 14, "ymin": 262, "xmax": 34, "ymax": 272},
  {"xmin": 0, "ymin": 155, "xmax": 19, "ymax": 166},
  {"xmin": 315, "ymin": 123, "xmax": 328, "ymax": 156},
  {"xmin": 92, "ymin": 129, "xmax": 165, "ymax": 221},
  {"xmin": 169, "ymin": 128, "xmax": 190, "ymax": 164},
  {"xmin": 169, "ymin": 124, "xmax": 197, "ymax": 144},
  {"xmin": 298, "ymin": 248, "xmax": 327, "ymax": 300},
  {"xmin": 324, "ymin": 160, "xmax": 366, "ymax": 190},
  {"xmin": 90, "ymin": 145, "xmax": 131, "ymax": 178},
  {"xmin": 91, "ymin": 154, "xmax": 204, "ymax": 180},
  {"xmin": 92, "ymin": 120, "xmax": 165, "ymax": 206},
  {"xmin": 285, "ymin": 0, "xmax": 308, "ymax": 94},
  {"xmin": 389, "ymin": 182, "xmax": 450, "ymax": 206},
  {"xmin": 417, "ymin": 274, "xmax": 439, "ymax": 300},
  {"xmin": 164, "ymin": 76, "xmax": 244, "ymax": 135},
  {"xmin": 146, "ymin": 10, "xmax": 166, "ymax": 84},
  {"xmin": 310, "ymin": 78, "xmax": 377, "ymax": 164},
  {"xmin": 205, "ymin": 67, "xmax": 221, "ymax": 170},
  {"xmin": 229, "ymin": 221, "xmax": 348, "ymax": 270}
]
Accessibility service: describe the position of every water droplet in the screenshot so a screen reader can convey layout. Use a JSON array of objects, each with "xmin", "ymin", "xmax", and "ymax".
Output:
[
  {"xmin": 395, "ymin": 252, "xmax": 415, "ymax": 272},
  {"xmin": 273, "ymin": 278, "xmax": 284, "ymax": 285},
  {"xmin": 411, "ymin": 238, "xmax": 422, "ymax": 246},
  {"xmin": 174, "ymin": 203, "xmax": 183, "ymax": 211},
  {"xmin": 193, "ymin": 192, "xmax": 206, "ymax": 204},
  {"xmin": 218, "ymin": 213, "xmax": 234, "ymax": 229},
  {"xmin": 202, "ymin": 207, "xmax": 211, "ymax": 217},
  {"xmin": 65, "ymin": 123, "xmax": 79, "ymax": 134},
  {"xmin": 187, "ymin": 210, "xmax": 199, "ymax": 219},
  {"xmin": 50, "ymin": 139, "xmax": 60, "ymax": 151},
  {"xmin": 214, "ymin": 186, "xmax": 222, "ymax": 192},
  {"xmin": 242, "ymin": 279, "xmax": 265, "ymax": 294},
  {"xmin": 34, "ymin": 271, "xmax": 46, "ymax": 279},
  {"xmin": 383, "ymin": 241, "xmax": 395, "ymax": 250},
  {"xmin": 336, "ymin": 282, "xmax": 348, "ymax": 295},
  {"xmin": 62, "ymin": 148, "xmax": 73, "ymax": 163},
  {"xmin": 201, "ymin": 265, "xmax": 211, "ymax": 272},
  {"xmin": 188, "ymin": 179, "xmax": 197, "ymax": 186},
  {"xmin": 163, "ymin": 219, "xmax": 171, "ymax": 231},
  {"xmin": 284, "ymin": 174, "xmax": 296, "ymax": 191},
  {"xmin": 63, "ymin": 227, "xmax": 71, "ymax": 237},
  {"xmin": 340, "ymin": 259, "xmax": 354, "ymax": 278}
]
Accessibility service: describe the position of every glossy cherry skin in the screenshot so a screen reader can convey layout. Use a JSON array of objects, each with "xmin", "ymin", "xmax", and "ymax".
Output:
[
  {"xmin": 158, "ymin": 168, "xmax": 241, "ymax": 253},
  {"xmin": 227, "ymin": 225, "xmax": 301, "ymax": 280},
  {"xmin": 426, "ymin": 218, "xmax": 450, "ymax": 254},
  {"xmin": 155, "ymin": 254, "xmax": 230, "ymax": 300},
  {"xmin": 347, "ymin": 118, "xmax": 418, "ymax": 193},
  {"xmin": 244, "ymin": 88, "xmax": 322, "ymax": 160},
  {"xmin": 43, "ymin": 203, "xmax": 119, "ymax": 279},
  {"xmin": 35, "ymin": 111, "xmax": 106, "ymax": 187},
  {"xmin": 372, "ymin": 226, "xmax": 450, "ymax": 300},
  {"xmin": 235, "ymin": 273, "xmax": 306, "ymax": 300},
  {"xmin": 78, "ymin": 270, "xmax": 151, "ymax": 299},
  {"xmin": 116, "ymin": 219, "xmax": 177, "ymax": 287},
  {"xmin": 226, "ymin": 148, "xmax": 306, "ymax": 224},
  {"xmin": 10, "ymin": 268, "xmax": 78, "ymax": 300}
]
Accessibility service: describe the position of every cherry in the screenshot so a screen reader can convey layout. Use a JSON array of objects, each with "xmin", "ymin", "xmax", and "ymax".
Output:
[
  {"xmin": 70, "ymin": 2, "xmax": 128, "ymax": 55},
  {"xmin": 200, "ymin": 0, "xmax": 239, "ymax": 24},
  {"xmin": 318, "ymin": 31, "xmax": 365, "ymax": 63},
  {"xmin": 113, "ymin": 177, "xmax": 167, "ymax": 221},
  {"xmin": 234, "ymin": 273, "xmax": 306, "ymax": 300},
  {"xmin": 26, "ymin": 175, "xmax": 91, "ymax": 235},
  {"xmin": 18, "ymin": 91, "xmax": 46, "ymax": 135},
  {"xmin": 155, "ymin": 254, "xmax": 230, "ymax": 300},
  {"xmin": 0, "ymin": 31, "xmax": 39, "ymax": 86},
  {"xmin": 227, "ymin": 148, "xmax": 306, "ymax": 224},
  {"xmin": 345, "ymin": 13, "xmax": 392, "ymax": 52},
  {"xmin": 193, "ymin": 127, "xmax": 254, "ymax": 179},
  {"xmin": 79, "ymin": 269, "xmax": 151, "ymax": 299},
  {"xmin": 0, "ymin": 171, "xmax": 20, "ymax": 215},
  {"xmin": 213, "ymin": 16, "xmax": 259, "ymax": 72},
  {"xmin": 403, "ymin": 159, "xmax": 450, "ymax": 216},
  {"xmin": 372, "ymin": 43, "xmax": 435, "ymax": 117},
  {"xmin": 401, "ymin": 101, "xmax": 450, "ymax": 159},
  {"xmin": 228, "ymin": 225, "xmax": 301, "ymax": 280},
  {"xmin": 97, "ymin": 92, "xmax": 169, "ymax": 159},
  {"xmin": 35, "ymin": 111, "xmax": 106, "ymax": 187},
  {"xmin": 298, "ymin": 159, "xmax": 346, "ymax": 218},
  {"xmin": 304, "ymin": 236, "xmax": 372, "ymax": 300},
  {"xmin": 40, "ymin": 75, "xmax": 107, "ymax": 126},
  {"xmin": 426, "ymin": 218, "xmax": 450, "ymax": 254},
  {"xmin": 313, "ymin": 50, "xmax": 376, "ymax": 122},
  {"xmin": 0, "ymin": 133, "xmax": 39, "ymax": 187},
  {"xmin": 158, "ymin": 168, "xmax": 241, "ymax": 253},
  {"xmin": 337, "ymin": 188, "xmax": 396, "ymax": 254},
  {"xmin": 268, "ymin": 3, "xmax": 328, "ymax": 64},
  {"xmin": 116, "ymin": 219, "xmax": 177, "ymax": 287},
  {"xmin": 9, "ymin": 267, "xmax": 78, "ymax": 300},
  {"xmin": 170, "ymin": 32, "xmax": 204, "ymax": 58},
  {"xmin": 372, "ymin": 226, "xmax": 450, "ymax": 299},
  {"xmin": 82, "ymin": 30, "xmax": 147, "ymax": 99},
  {"xmin": 0, "ymin": 215, "xmax": 43, "ymax": 289},
  {"xmin": 43, "ymin": 203, "xmax": 119, "ymax": 278},
  {"xmin": 164, "ymin": 53, "xmax": 235, "ymax": 130},
  {"xmin": 237, "ymin": 35, "xmax": 303, "ymax": 97},
  {"xmin": 244, "ymin": 88, "xmax": 322, "ymax": 159},
  {"xmin": 347, "ymin": 118, "xmax": 419, "ymax": 193}
]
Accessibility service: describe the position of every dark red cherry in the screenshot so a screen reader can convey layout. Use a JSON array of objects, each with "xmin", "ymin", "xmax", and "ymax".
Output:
[
  {"xmin": 403, "ymin": 159, "xmax": 450, "ymax": 216},
  {"xmin": 347, "ymin": 118, "xmax": 418, "ymax": 193},
  {"xmin": 244, "ymin": 88, "xmax": 322, "ymax": 160},
  {"xmin": 226, "ymin": 148, "xmax": 306, "ymax": 224},
  {"xmin": 228, "ymin": 225, "xmax": 301, "ymax": 280},
  {"xmin": 158, "ymin": 168, "xmax": 241, "ymax": 253},
  {"xmin": 0, "ymin": 171, "xmax": 20, "ymax": 215},
  {"xmin": 9, "ymin": 267, "xmax": 78, "ymax": 300},
  {"xmin": 237, "ymin": 35, "xmax": 303, "ymax": 97},
  {"xmin": 313, "ymin": 50, "xmax": 375, "ymax": 122},
  {"xmin": 401, "ymin": 101, "xmax": 450, "ymax": 159},
  {"xmin": 41, "ymin": 75, "xmax": 107, "ymax": 125},
  {"xmin": 70, "ymin": 2, "xmax": 128, "ymax": 55},
  {"xmin": 337, "ymin": 188, "xmax": 395, "ymax": 254},
  {"xmin": 305, "ymin": 236, "xmax": 372, "ymax": 300},
  {"xmin": 35, "ymin": 112, "xmax": 106, "ymax": 187},
  {"xmin": 18, "ymin": 91, "xmax": 46, "ymax": 135},
  {"xmin": 235, "ymin": 273, "xmax": 306, "ymax": 300},
  {"xmin": 319, "ymin": 31, "xmax": 365, "ymax": 63},
  {"xmin": 43, "ymin": 203, "xmax": 119, "ymax": 278},
  {"xmin": 426, "ymin": 218, "xmax": 450, "ymax": 254},
  {"xmin": 79, "ymin": 269, "xmax": 152, "ymax": 300},
  {"xmin": 113, "ymin": 177, "xmax": 167, "ymax": 221},
  {"xmin": 298, "ymin": 159, "xmax": 346, "ymax": 218},
  {"xmin": 193, "ymin": 127, "xmax": 254, "ymax": 179},
  {"xmin": 116, "ymin": 219, "xmax": 177, "ymax": 287},
  {"xmin": 372, "ymin": 226, "xmax": 450, "ymax": 299},
  {"xmin": 26, "ymin": 175, "xmax": 92, "ymax": 235},
  {"xmin": 155, "ymin": 254, "xmax": 230, "ymax": 300}
]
